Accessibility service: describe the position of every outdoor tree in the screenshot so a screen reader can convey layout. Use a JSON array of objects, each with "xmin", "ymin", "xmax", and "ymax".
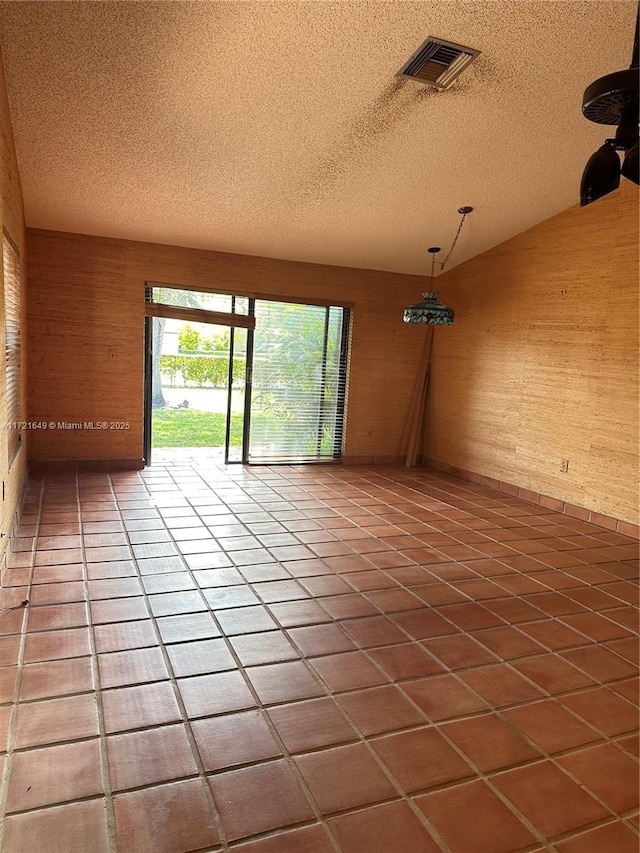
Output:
[{"xmin": 150, "ymin": 288, "xmax": 200, "ymax": 408}]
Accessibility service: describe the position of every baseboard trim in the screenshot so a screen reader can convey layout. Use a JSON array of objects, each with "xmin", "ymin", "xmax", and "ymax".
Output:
[
  {"xmin": 28, "ymin": 459, "xmax": 144, "ymax": 474},
  {"xmin": 424, "ymin": 458, "xmax": 639, "ymax": 540}
]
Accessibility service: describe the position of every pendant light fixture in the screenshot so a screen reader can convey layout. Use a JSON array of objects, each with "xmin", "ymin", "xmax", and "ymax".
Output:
[
  {"xmin": 403, "ymin": 206, "xmax": 473, "ymax": 324},
  {"xmin": 580, "ymin": 6, "xmax": 639, "ymax": 205}
]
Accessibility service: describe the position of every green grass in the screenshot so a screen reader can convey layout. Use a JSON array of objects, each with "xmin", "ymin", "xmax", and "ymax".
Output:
[{"xmin": 152, "ymin": 408, "xmax": 243, "ymax": 447}]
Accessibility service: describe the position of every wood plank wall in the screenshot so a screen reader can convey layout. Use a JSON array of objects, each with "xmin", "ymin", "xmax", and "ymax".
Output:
[
  {"xmin": 426, "ymin": 182, "xmax": 639, "ymax": 525},
  {"xmin": 25, "ymin": 230, "xmax": 430, "ymax": 464},
  {"xmin": 0, "ymin": 47, "xmax": 26, "ymax": 546}
]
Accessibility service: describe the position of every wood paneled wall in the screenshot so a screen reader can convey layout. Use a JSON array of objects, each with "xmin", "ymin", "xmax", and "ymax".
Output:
[
  {"xmin": 26, "ymin": 230, "xmax": 430, "ymax": 464},
  {"xmin": 426, "ymin": 182, "xmax": 639, "ymax": 525},
  {"xmin": 0, "ymin": 46, "xmax": 26, "ymax": 545}
]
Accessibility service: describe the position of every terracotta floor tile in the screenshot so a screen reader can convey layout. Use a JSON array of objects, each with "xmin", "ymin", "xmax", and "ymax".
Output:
[
  {"xmin": 365, "ymin": 588, "xmax": 423, "ymax": 613},
  {"xmin": 561, "ymin": 687, "xmax": 639, "ymax": 736},
  {"xmin": 215, "ymin": 605, "xmax": 278, "ymax": 635},
  {"xmin": 7, "ymin": 467, "xmax": 640, "ymax": 852},
  {"xmin": 114, "ymin": 779, "xmax": 220, "ymax": 852},
  {"xmin": 108, "ymin": 724, "xmax": 198, "ymax": 791},
  {"xmin": 0, "ymin": 705, "xmax": 11, "ymax": 750},
  {"xmin": 192, "ymin": 709, "xmax": 281, "ymax": 771},
  {"xmin": 436, "ymin": 602, "xmax": 502, "ymax": 630},
  {"xmin": 522, "ymin": 591, "xmax": 587, "ymax": 617},
  {"xmin": 287, "ymin": 622, "xmax": 355, "ymax": 657},
  {"xmin": 246, "ymin": 660, "xmax": 325, "ymax": 704},
  {"xmin": 514, "ymin": 654, "xmax": 596, "ymax": 694},
  {"xmin": 441, "ymin": 711, "xmax": 542, "ymax": 771},
  {"xmin": 85, "ymin": 546, "xmax": 133, "ymax": 565},
  {"xmin": 310, "ymin": 650, "xmax": 389, "ymax": 691},
  {"xmin": 296, "ymin": 741, "xmax": 396, "ymax": 813},
  {"xmin": 98, "ymin": 646, "xmax": 169, "ymax": 688},
  {"xmin": 0, "ymin": 608, "xmax": 24, "ymax": 637},
  {"xmin": 29, "ymin": 580, "xmax": 86, "ymax": 605},
  {"xmin": 459, "ymin": 663, "xmax": 545, "ymax": 707},
  {"xmin": 328, "ymin": 800, "xmax": 440, "ymax": 853},
  {"xmin": 392, "ymin": 609, "xmax": 460, "ymax": 640},
  {"xmin": 7, "ymin": 738, "xmax": 103, "ymax": 811},
  {"xmin": 268, "ymin": 600, "xmax": 331, "ymax": 628},
  {"xmin": 27, "ymin": 602, "xmax": 88, "ymax": 631},
  {"xmin": 493, "ymin": 760, "xmax": 609, "ymax": 837},
  {"xmin": 23, "ymin": 627, "xmax": 90, "ymax": 662},
  {"xmin": 561, "ymin": 645, "xmax": 637, "ymax": 682},
  {"xmin": 504, "ymin": 699, "xmax": 601, "ymax": 753},
  {"xmin": 90, "ymin": 596, "xmax": 148, "ymax": 623},
  {"xmin": 230, "ymin": 631, "xmax": 298, "ymax": 666},
  {"xmin": 15, "ymin": 693, "xmax": 99, "ymax": 747},
  {"xmin": 422, "ymin": 633, "xmax": 499, "ymax": 669},
  {"xmin": 611, "ymin": 676, "xmax": 639, "ymax": 705},
  {"xmin": 19, "ymin": 656, "xmax": 94, "ymax": 700},
  {"xmin": 0, "ymin": 634, "xmax": 21, "ymax": 666},
  {"xmin": 87, "ymin": 577, "xmax": 142, "ymax": 600},
  {"xmin": 338, "ymin": 684, "xmax": 426, "ymax": 735},
  {"xmin": 367, "ymin": 642, "xmax": 444, "ymax": 680},
  {"xmin": 156, "ymin": 612, "xmax": 221, "ymax": 643},
  {"xmin": 401, "ymin": 673, "xmax": 488, "ymax": 721},
  {"xmin": 605, "ymin": 605, "xmax": 640, "ymax": 631},
  {"xmin": 471, "ymin": 625, "xmax": 546, "ymax": 660},
  {"xmin": 178, "ymin": 670, "xmax": 256, "ymax": 717},
  {"xmin": 167, "ymin": 637, "xmax": 236, "ymax": 676},
  {"xmin": 204, "ymin": 584, "xmax": 260, "ymax": 609},
  {"xmin": 618, "ymin": 733, "xmax": 639, "ymax": 756},
  {"xmin": 136, "ymin": 554, "xmax": 183, "ymax": 576},
  {"xmin": 567, "ymin": 610, "xmax": 635, "ymax": 642},
  {"xmin": 34, "ymin": 548, "xmax": 82, "ymax": 566},
  {"xmin": 297, "ymin": 575, "xmax": 353, "ymax": 596},
  {"xmin": 87, "ymin": 561, "xmax": 138, "ymax": 581},
  {"xmin": 102, "ymin": 681, "xmax": 182, "ymax": 732},
  {"xmin": 232, "ymin": 824, "xmax": 334, "ymax": 853},
  {"xmin": 148, "ymin": 590, "xmax": 207, "ymax": 618},
  {"xmin": 194, "ymin": 566, "xmax": 246, "ymax": 587},
  {"xmin": 605, "ymin": 636, "xmax": 640, "ymax": 665},
  {"xmin": 209, "ymin": 759, "xmax": 314, "ymax": 842},
  {"xmin": 267, "ymin": 696, "xmax": 357, "ymax": 753},
  {"xmin": 231, "ymin": 548, "xmax": 277, "ymax": 566},
  {"xmin": 555, "ymin": 822, "xmax": 640, "ymax": 853},
  {"xmin": 557, "ymin": 743, "xmax": 639, "ymax": 812},
  {"xmin": 317, "ymin": 593, "xmax": 379, "ymax": 619},
  {"xmin": 372, "ymin": 726, "xmax": 475, "ymax": 793},
  {"xmin": 415, "ymin": 778, "xmax": 536, "ymax": 852},
  {"xmin": 409, "ymin": 582, "xmax": 468, "ymax": 606},
  {"xmin": 519, "ymin": 618, "xmax": 591, "ymax": 650},
  {"xmin": 142, "ymin": 571, "xmax": 197, "ymax": 594},
  {"xmin": 2, "ymin": 799, "xmax": 110, "ymax": 853}
]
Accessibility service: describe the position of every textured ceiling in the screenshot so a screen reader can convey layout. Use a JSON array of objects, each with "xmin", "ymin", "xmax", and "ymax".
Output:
[{"xmin": 0, "ymin": 1, "xmax": 636, "ymax": 275}]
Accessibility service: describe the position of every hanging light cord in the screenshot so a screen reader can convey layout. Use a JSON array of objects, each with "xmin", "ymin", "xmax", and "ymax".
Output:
[{"xmin": 437, "ymin": 206, "xmax": 473, "ymax": 272}]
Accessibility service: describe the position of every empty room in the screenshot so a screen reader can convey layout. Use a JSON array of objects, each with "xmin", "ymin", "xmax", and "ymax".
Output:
[{"xmin": 0, "ymin": 2, "xmax": 637, "ymax": 852}]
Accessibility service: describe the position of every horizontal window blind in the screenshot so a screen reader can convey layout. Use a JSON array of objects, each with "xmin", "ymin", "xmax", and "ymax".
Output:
[
  {"xmin": 3, "ymin": 232, "xmax": 21, "ymax": 465},
  {"xmin": 247, "ymin": 300, "xmax": 350, "ymax": 463}
]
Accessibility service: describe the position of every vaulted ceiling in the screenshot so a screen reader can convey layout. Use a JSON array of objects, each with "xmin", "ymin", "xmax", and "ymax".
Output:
[{"xmin": 0, "ymin": 1, "xmax": 636, "ymax": 275}]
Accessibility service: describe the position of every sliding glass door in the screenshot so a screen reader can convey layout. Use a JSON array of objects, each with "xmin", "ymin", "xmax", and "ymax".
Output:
[
  {"xmin": 246, "ymin": 301, "xmax": 349, "ymax": 463},
  {"xmin": 145, "ymin": 285, "xmax": 350, "ymax": 465}
]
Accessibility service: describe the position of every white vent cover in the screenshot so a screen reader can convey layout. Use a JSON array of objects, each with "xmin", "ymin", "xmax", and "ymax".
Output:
[{"xmin": 396, "ymin": 37, "xmax": 480, "ymax": 90}]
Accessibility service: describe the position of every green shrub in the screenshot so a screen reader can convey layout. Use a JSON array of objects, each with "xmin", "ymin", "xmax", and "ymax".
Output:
[{"xmin": 159, "ymin": 354, "xmax": 241, "ymax": 388}]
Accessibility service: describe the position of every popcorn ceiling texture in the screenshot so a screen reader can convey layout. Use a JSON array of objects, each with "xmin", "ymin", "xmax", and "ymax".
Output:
[{"xmin": 0, "ymin": 0, "xmax": 636, "ymax": 275}]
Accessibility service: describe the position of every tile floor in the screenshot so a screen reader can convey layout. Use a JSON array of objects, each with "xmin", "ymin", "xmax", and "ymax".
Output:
[{"xmin": 0, "ymin": 462, "xmax": 637, "ymax": 852}]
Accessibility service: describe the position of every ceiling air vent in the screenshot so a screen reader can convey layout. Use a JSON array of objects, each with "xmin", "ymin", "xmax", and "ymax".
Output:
[{"xmin": 396, "ymin": 37, "xmax": 480, "ymax": 90}]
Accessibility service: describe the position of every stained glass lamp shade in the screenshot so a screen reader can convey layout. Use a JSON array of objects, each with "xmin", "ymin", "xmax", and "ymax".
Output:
[{"xmin": 403, "ymin": 292, "xmax": 454, "ymax": 325}]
